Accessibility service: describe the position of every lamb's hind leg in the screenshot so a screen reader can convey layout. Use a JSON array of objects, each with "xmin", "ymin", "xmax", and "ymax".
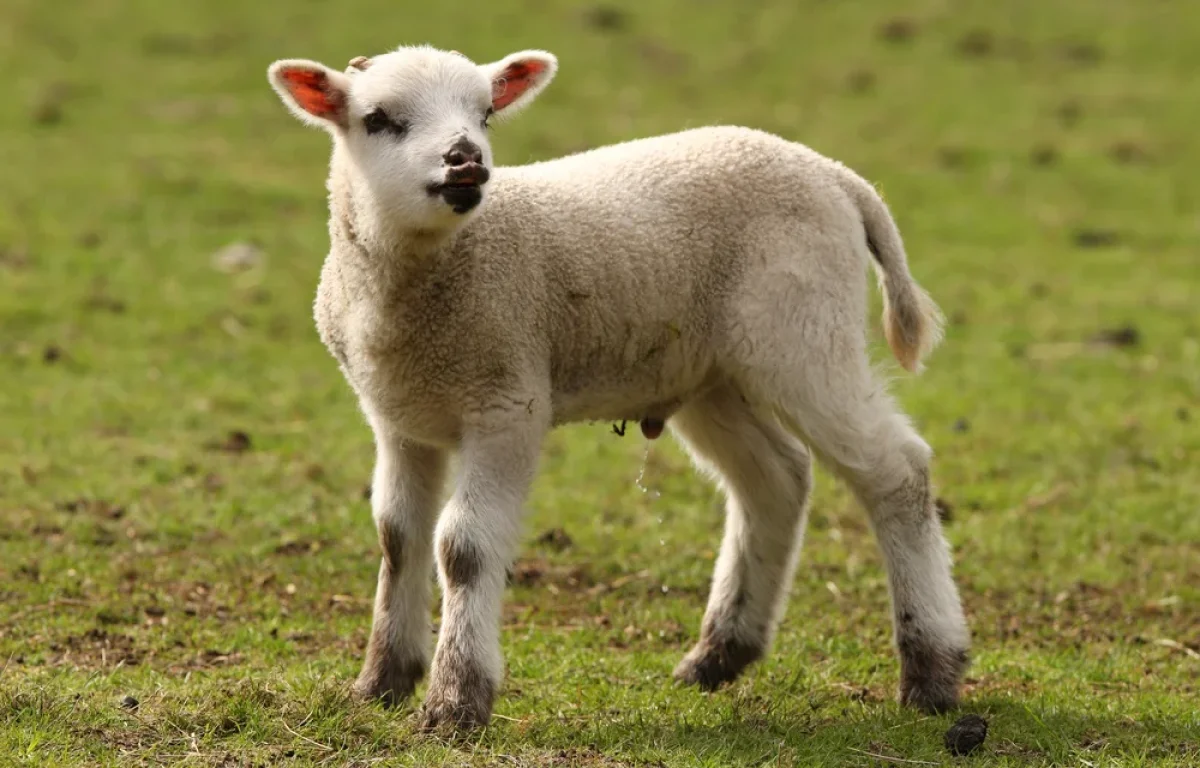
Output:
[
  {"xmin": 353, "ymin": 435, "xmax": 447, "ymax": 705},
  {"xmin": 670, "ymin": 382, "xmax": 814, "ymax": 690},
  {"xmin": 766, "ymin": 362, "xmax": 970, "ymax": 713}
]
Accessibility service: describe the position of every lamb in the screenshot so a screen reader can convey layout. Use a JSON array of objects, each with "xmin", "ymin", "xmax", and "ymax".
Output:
[{"xmin": 266, "ymin": 44, "xmax": 970, "ymax": 732}]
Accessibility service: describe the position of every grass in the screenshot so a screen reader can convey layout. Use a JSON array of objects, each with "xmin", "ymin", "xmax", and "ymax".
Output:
[{"xmin": 1, "ymin": 0, "xmax": 1197, "ymax": 764}]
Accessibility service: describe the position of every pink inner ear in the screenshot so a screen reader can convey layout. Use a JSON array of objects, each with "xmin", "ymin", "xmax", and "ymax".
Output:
[
  {"xmin": 280, "ymin": 68, "xmax": 344, "ymax": 119},
  {"xmin": 492, "ymin": 59, "xmax": 547, "ymax": 111}
]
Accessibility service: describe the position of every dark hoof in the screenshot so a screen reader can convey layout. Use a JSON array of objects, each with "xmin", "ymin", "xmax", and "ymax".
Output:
[
  {"xmin": 418, "ymin": 694, "xmax": 492, "ymax": 733},
  {"xmin": 673, "ymin": 636, "xmax": 762, "ymax": 692},
  {"xmin": 418, "ymin": 671, "xmax": 495, "ymax": 733},
  {"xmin": 898, "ymin": 640, "xmax": 969, "ymax": 714},
  {"xmin": 351, "ymin": 656, "xmax": 425, "ymax": 707}
]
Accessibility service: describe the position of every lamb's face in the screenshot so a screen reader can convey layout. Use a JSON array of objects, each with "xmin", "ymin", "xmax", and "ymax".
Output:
[{"xmin": 268, "ymin": 46, "xmax": 557, "ymax": 232}]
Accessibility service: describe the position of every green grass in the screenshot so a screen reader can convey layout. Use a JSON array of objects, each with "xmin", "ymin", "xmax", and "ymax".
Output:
[{"xmin": 1, "ymin": 0, "xmax": 1198, "ymax": 765}]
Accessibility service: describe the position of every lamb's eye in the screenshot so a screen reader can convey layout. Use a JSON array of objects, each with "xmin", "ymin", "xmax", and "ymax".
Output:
[
  {"xmin": 363, "ymin": 108, "xmax": 407, "ymax": 137},
  {"xmin": 363, "ymin": 109, "xmax": 390, "ymax": 135},
  {"xmin": 481, "ymin": 107, "xmax": 494, "ymax": 130}
]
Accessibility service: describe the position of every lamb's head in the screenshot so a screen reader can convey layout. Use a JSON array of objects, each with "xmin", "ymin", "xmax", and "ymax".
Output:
[{"xmin": 267, "ymin": 45, "xmax": 557, "ymax": 229}]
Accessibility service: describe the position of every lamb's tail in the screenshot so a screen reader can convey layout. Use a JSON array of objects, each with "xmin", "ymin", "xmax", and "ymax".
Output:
[{"xmin": 839, "ymin": 170, "xmax": 944, "ymax": 373}]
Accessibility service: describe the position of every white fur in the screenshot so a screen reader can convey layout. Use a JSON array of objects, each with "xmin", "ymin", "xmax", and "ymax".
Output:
[{"xmin": 267, "ymin": 44, "xmax": 969, "ymax": 728}]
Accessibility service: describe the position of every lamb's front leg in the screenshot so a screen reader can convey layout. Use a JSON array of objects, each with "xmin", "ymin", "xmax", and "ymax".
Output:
[
  {"xmin": 420, "ymin": 421, "xmax": 544, "ymax": 731},
  {"xmin": 353, "ymin": 436, "xmax": 447, "ymax": 705}
]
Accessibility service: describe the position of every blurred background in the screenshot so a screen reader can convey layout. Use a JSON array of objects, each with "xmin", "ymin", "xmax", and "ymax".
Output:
[{"xmin": 1, "ymin": 1, "xmax": 1197, "ymax": 765}]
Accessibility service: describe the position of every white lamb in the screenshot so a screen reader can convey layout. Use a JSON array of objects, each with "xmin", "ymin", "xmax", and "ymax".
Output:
[{"xmin": 266, "ymin": 44, "xmax": 970, "ymax": 731}]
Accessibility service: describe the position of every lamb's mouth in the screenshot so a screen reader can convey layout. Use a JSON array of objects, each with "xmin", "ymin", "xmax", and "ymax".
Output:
[
  {"xmin": 430, "ymin": 182, "xmax": 484, "ymax": 214},
  {"xmin": 430, "ymin": 165, "xmax": 490, "ymax": 214}
]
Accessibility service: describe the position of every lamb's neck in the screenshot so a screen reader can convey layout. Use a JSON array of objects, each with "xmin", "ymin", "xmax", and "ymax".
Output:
[{"xmin": 326, "ymin": 163, "xmax": 456, "ymax": 289}]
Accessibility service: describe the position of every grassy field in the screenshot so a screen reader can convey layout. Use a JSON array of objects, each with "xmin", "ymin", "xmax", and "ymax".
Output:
[{"xmin": 2, "ymin": 0, "xmax": 1198, "ymax": 765}]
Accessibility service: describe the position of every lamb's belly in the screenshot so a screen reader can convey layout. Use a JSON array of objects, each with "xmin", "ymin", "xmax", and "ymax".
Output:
[{"xmin": 549, "ymin": 354, "xmax": 714, "ymax": 427}]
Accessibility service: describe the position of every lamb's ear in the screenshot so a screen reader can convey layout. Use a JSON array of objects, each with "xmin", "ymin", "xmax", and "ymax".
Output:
[
  {"xmin": 267, "ymin": 59, "xmax": 352, "ymax": 131},
  {"xmin": 480, "ymin": 50, "xmax": 557, "ymax": 116}
]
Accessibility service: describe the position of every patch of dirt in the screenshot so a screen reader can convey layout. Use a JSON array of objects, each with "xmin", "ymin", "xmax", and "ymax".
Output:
[
  {"xmin": 549, "ymin": 747, "xmax": 640, "ymax": 767},
  {"xmin": 83, "ymin": 292, "xmax": 126, "ymax": 314},
  {"xmin": 635, "ymin": 40, "xmax": 688, "ymax": 75},
  {"xmin": 579, "ymin": 5, "xmax": 628, "ymax": 33},
  {"xmin": 30, "ymin": 523, "xmax": 63, "ymax": 539},
  {"xmin": 56, "ymin": 497, "xmax": 126, "ymax": 519},
  {"xmin": 1057, "ymin": 100, "xmax": 1083, "ymax": 127},
  {"xmin": 49, "ymin": 628, "xmax": 142, "ymax": 668},
  {"xmin": 535, "ymin": 527, "xmax": 574, "ymax": 551},
  {"xmin": 1030, "ymin": 144, "xmax": 1058, "ymax": 167},
  {"xmin": 936, "ymin": 145, "xmax": 971, "ymax": 169},
  {"xmin": 845, "ymin": 69, "xmax": 875, "ymax": 94},
  {"xmin": 0, "ymin": 245, "xmax": 31, "ymax": 270},
  {"xmin": 1072, "ymin": 228, "xmax": 1122, "ymax": 248},
  {"xmin": 956, "ymin": 29, "xmax": 995, "ymax": 57},
  {"xmin": 273, "ymin": 538, "xmax": 327, "ymax": 556},
  {"xmin": 1111, "ymin": 140, "xmax": 1150, "ymax": 164},
  {"xmin": 968, "ymin": 580, "xmax": 1200, "ymax": 653},
  {"xmin": 878, "ymin": 17, "xmax": 918, "ymax": 43},
  {"xmin": 1060, "ymin": 40, "xmax": 1104, "ymax": 65},
  {"xmin": 30, "ymin": 82, "xmax": 72, "ymax": 125},
  {"xmin": 509, "ymin": 558, "xmax": 594, "ymax": 592},
  {"xmin": 606, "ymin": 619, "xmax": 688, "ymax": 651}
]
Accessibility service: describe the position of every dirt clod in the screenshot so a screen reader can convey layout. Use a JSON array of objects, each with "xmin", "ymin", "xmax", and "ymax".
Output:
[
  {"xmin": 209, "ymin": 430, "xmax": 252, "ymax": 454},
  {"xmin": 120, "ymin": 695, "xmax": 139, "ymax": 710},
  {"xmin": 945, "ymin": 713, "xmax": 988, "ymax": 755},
  {"xmin": 1089, "ymin": 325, "xmax": 1140, "ymax": 348},
  {"xmin": 935, "ymin": 497, "xmax": 955, "ymax": 523}
]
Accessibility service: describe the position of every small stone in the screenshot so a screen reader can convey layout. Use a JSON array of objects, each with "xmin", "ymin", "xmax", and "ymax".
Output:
[
  {"xmin": 212, "ymin": 241, "xmax": 263, "ymax": 272},
  {"xmin": 944, "ymin": 713, "xmax": 988, "ymax": 756},
  {"xmin": 120, "ymin": 695, "xmax": 139, "ymax": 711}
]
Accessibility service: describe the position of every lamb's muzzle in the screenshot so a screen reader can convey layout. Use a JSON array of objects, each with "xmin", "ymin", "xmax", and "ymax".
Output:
[{"xmin": 430, "ymin": 138, "xmax": 488, "ymax": 213}]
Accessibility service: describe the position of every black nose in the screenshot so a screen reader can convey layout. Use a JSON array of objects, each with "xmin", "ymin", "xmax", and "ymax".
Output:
[{"xmin": 443, "ymin": 138, "xmax": 483, "ymax": 167}]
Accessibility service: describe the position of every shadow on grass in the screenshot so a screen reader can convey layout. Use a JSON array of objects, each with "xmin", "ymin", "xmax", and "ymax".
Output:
[{"xmin": 517, "ymin": 693, "xmax": 1200, "ymax": 766}]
